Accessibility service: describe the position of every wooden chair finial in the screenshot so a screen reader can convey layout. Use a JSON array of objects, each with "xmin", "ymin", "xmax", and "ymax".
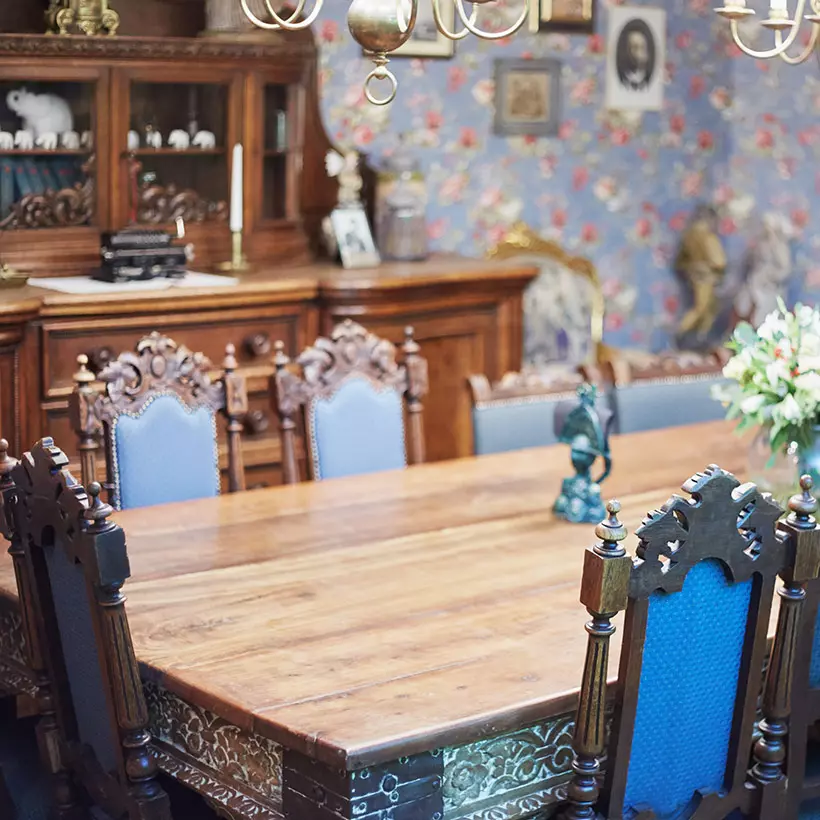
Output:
[
  {"xmin": 85, "ymin": 481, "xmax": 114, "ymax": 531},
  {"xmin": 0, "ymin": 439, "xmax": 16, "ymax": 481},
  {"xmin": 73, "ymin": 353, "xmax": 95, "ymax": 386},
  {"xmin": 273, "ymin": 340, "xmax": 290, "ymax": 370},
  {"xmin": 223, "ymin": 342, "xmax": 238, "ymax": 373},
  {"xmin": 594, "ymin": 499, "xmax": 627, "ymax": 555},
  {"xmin": 788, "ymin": 474, "xmax": 817, "ymax": 529}
]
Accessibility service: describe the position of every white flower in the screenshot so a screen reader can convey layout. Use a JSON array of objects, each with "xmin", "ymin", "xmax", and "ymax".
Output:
[
  {"xmin": 758, "ymin": 313, "xmax": 787, "ymax": 340},
  {"xmin": 800, "ymin": 332, "xmax": 820, "ymax": 357},
  {"xmin": 778, "ymin": 393, "xmax": 802, "ymax": 422},
  {"xmin": 766, "ymin": 360, "xmax": 790, "ymax": 388},
  {"xmin": 794, "ymin": 371, "xmax": 820, "ymax": 396},
  {"xmin": 741, "ymin": 394, "xmax": 767, "ymax": 414},
  {"xmin": 723, "ymin": 356, "xmax": 748, "ymax": 380}
]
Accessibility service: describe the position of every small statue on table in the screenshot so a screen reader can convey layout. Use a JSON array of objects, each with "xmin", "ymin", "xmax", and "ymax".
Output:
[{"xmin": 553, "ymin": 384, "xmax": 614, "ymax": 525}]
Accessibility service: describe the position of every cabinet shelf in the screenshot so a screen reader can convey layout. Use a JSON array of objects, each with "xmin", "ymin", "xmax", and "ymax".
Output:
[
  {"xmin": 130, "ymin": 148, "xmax": 225, "ymax": 157},
  {"xmin": 0, "ymin": 149, "xmax": 91, "ymax": 157}
]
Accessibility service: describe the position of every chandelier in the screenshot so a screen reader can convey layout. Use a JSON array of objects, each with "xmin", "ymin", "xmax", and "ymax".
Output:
[
  {"xmin": 715, "ymin": 0, "xmax": 820, "ymax": 63},
  {"xmin": 240, "ymin": 0, "xmax": 530, "ymax": 105}
]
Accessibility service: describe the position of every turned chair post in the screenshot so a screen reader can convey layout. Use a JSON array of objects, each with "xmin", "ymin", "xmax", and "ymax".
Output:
[
  {"xmin": 222, "ymin": 343, "xmax": 248, "ymax": 493},
  {"xmin": 0, "ymin": 440, "xmax": 80, "ymax": 817},
  {"xmin": 563, "ymin": 500, "xmax": 631, "ymax": 820},
  {"xmin": 402, "ymin": 326, "xmax": 426, "ymax": 466},
  {"xmin": 69, "ymin": 353, "xmax": 102, "ymax": 491},
  {"xmin": 273, "ymin": 341, "xmax": 301, "ymax": 486}
]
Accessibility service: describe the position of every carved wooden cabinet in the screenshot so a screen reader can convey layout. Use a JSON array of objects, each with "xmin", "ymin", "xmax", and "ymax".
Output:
[{"xmin": 0, "ymin": 33, "xmax": 332, "ymax": 275}]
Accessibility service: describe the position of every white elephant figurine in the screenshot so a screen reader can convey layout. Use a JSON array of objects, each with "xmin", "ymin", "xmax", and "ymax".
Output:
[
  {"xmin": 0, "ymin": 132, "xmax": 13, "ymax": 150},
  {"xmin": 80, "ymin": 130, "xmax": 93, "ymax": 149},
  {"xmin": 192, "ymin": 130, "xmax": 216, "ymax": 149},
  {"xmin": 14, "ymin": 130, "xmax": 33, "ymax": 150},
  {"xmin": 168, "ymin": 129, "xmax": 190, "ymax": 150},
  {"xmin": 144, "ymin": 129, "xmax": 162, "ymax": 149},
  {"xmin": 35, "ymin": 132, "xmax": 58, "ymax": 150},
  {"xmin": 127, "ymin": 130, "xmax": 140, "ymax": 151},
  {"xmin": 61, "ymin": 131, "xmax": 80, "ymax": 149},
  {"xmin": 6, "ymin": 89, "xmax": 73, "ymax": 139}
]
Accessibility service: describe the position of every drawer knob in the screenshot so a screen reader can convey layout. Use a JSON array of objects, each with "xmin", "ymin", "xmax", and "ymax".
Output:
[
  {"xmin": 86, "ymin": 345, "xmax": 115, "ymax": 373},
  {"xmin": 244, "ymin": 332, "xmax": 271, "ymax": 358},
  {"xmin": 244, "ymin": 409, "xmax": 270, "ymax": 436}
]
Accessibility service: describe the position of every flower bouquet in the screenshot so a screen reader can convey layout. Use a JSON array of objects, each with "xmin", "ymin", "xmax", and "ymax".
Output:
[{"xmin": 713, "ymin": 300, "xmax": 820, "ymax": 488}]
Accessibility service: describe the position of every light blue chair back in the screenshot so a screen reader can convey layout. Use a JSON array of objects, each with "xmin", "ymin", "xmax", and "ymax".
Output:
[
  {"xmin": 272, "ymin": 320, "xmax": 428, "ymax": 484},
  {"xmin": 612, "ymin": 374, "xmax": 729, "ymax": 434},
  {"xmin": 307, "ymin": 376, "xmax": 407, "ymax": 480},
  {"xmin": 563, "ymin": 465, "xmax": 788, "ymax": 819},
  {"xmin": 81, "ymin": 332, "xmax": 234, "ymax": 510}
]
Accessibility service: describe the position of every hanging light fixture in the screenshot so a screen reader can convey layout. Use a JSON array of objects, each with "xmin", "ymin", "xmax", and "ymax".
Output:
[
  {"xmin": 715, "ymin": 0, "xmax": 820, "ymax": 64},
  {"xmin": 240, "ymin": 0, "xmax": 530, "ymax": 105}
]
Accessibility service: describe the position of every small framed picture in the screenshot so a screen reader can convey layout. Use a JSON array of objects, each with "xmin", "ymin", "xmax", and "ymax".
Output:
[
  {"xmin": 493, "ymin": 58, "xmax": 561, "ymax": 137},
  {"xmin": 530, "ymin": 0, "xmax": 595, "ymax": 33},
  {"xmin": 330, "ymin": 207, "xmax": 380, "ymax": 269},
  {"xmin": 391, "ymin": 1, "xmax": 455, "ymax": 58},
  {"xmin": 605, "ymin": 6, "xmax": 666, "ymax": 112}
]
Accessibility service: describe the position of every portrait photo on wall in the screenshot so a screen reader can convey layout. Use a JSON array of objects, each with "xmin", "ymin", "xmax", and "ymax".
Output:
[
  {"xmin": 330, "ymin": 207, "xmax": 381, "ymax": 269},
  {"xmin": 531, "ymin": 0, "xmax": 595, "ymax": 33},
  {"xmin": 493, "ymin": 58, "xmax": 561, "ymax": 137},
  {"xmin": 605, "ymin": 6, "xmax": 665, "ymax": 112},
  {"xmin": 390, "ymin": 0, "xmax": 455, "ymax": 58}
]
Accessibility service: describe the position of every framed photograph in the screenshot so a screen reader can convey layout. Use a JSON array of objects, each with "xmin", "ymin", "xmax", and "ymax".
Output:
[
  {"xmin": 493, "ymin": 58, "xmax": 561, "ymax": 137},
  {"xmin": 391, "ymin": 1, "xmax": 455, "ymax": 58},
  {"xmin": 529, "ymin": 0, "xmax": 595, "ymax": 33},
  {"xmin": 330, "ymin": 207, "xmax": 380, "ymax": 269},
  {"xmin": 605, "ymin": 6, "xmax": 666, "ymax": 112}
]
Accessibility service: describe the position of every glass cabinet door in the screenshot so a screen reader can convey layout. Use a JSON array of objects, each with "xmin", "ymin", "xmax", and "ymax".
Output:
[
  {"xmin": 123, "ymin": 77, "xmax": 235, "ymax": 228},
  {"xmin": 0, "ymin": 77, "xmax": 99, "ymax": 231}
]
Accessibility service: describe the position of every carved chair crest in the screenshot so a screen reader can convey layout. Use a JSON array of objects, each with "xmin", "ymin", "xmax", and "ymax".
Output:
[
  {"xmin": 608, "ymin": 350, "xmax": 725, "ymax": 388},
  {"xmin": 562, "ymin": 464, "xmax": 805, "ymax": 820}
]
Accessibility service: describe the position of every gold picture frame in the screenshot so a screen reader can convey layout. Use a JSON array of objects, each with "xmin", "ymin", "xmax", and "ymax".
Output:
[{"xmin": 529, "ymin": 0, "xmax": 595, "ymax": 33}]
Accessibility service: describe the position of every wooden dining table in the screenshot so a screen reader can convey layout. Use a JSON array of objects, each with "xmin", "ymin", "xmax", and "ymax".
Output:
[{"xmin": 0, "ymin": 420, "xmax": 754, "ymax": 820}]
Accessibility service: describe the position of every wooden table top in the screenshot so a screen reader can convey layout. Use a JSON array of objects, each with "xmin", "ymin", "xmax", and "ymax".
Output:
[{"xmin": 0, "ymin": 420, "xmax": 751, "ymax": 770}]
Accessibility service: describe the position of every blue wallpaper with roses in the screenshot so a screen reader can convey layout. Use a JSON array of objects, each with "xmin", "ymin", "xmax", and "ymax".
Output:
[{"xmin": 315, "ymin": 0, "xmax": 817, "ymax": 351}]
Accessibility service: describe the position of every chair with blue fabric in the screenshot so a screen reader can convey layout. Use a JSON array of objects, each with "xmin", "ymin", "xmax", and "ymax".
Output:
[
  {"xmin": 271, "ymin": 319, "xmax": 428, "ymax": 483},
  {"xmin": 0, "ymin": 436, "xmax": 172, "ymax": 819},
  {"xmin": 70, "ymin": 331, "xmax": 248, "ymax": 509},
  {"xmin": 605, "ymin": 349, "xmax": 729, "ymax": 434},
  {"xmin": 469, "ymin": 367, "xmax": 603, "ymax": 456},
  {"xmin": 562, "ymin": 463, "xmax": 811, "ymax": 820}
]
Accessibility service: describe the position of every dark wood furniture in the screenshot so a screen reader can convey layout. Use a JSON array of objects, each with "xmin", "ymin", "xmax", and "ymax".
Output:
[
  {"xmin": 0, "ymin": 257, "xmax": 537, "ymax": 487},
  {"xmin": 0, "ymin": 420, "xmax": 757, "ymax": 820},
  {"xmin": 70, "ymin": 330, "xmax": 247, "ymax": 505},
  {"xmin": 1, "ymin": 438, "xmax": 170, "ymax": 819},
  {"xmin": 783, "ymin": 477, "xmax": 820, "ymax": 819},
  {"xmin": 272, "ymin": 319, "xmax": 427, "ymax": 483},
  {"xmin": 565, "ymin": 465, "xmax": 811, "ymax": 820}
]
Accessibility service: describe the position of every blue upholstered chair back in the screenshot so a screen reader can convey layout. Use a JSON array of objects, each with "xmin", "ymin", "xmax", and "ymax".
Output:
[
  {"xmin": 307, "ymin": 375, "xmax": 407, "ymax": 480},
  {"xmin": 472, "ymin": 393, "xmax": 570, "ymax": 455},
  {"xmin": 108, "ymin": 394, "xmax": 220, "ymax": 510}
]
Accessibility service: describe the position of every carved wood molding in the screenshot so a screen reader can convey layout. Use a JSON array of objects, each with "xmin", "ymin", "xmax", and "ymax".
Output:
[
  {"xmin": 607, "ymin": 349, "xmax": 725, "ymax": 387},
  {"xmin": 136, "ymin": 182, "xmax": 228, "ymax": 226},
  {"xmin": 0, "ymin": 33, "xmax": 315, "ymax": 63},
  {"xmin": 469, "ymin": 369, "xmax": 585, "ymax": 407},
  {"xmin": 631, "ymin": 464, "xmax": 785, "ymax": 597}
]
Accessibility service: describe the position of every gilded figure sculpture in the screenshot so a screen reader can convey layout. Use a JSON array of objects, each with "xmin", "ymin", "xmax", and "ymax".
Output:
[
  {"xmin": 674, "ymin": 204, "xmax": 727, "ymax": 348},
  {"xmin": 553, "ymin": 384, "xmax": 614, "ymax": 525},
  {"xmin": 46, "ymin": 0, "xmax": 120, "ymax": 36}
]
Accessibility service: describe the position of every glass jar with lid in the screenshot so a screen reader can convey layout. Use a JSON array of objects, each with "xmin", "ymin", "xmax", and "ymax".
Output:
[{"xmin": 378, "ymin": 146, "xmax": 427, "ymax": 262}]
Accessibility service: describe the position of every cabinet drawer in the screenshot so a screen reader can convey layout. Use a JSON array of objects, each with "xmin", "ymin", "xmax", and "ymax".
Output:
[{"xmin": 40, "ymin": 310, "xmax": 303, "ymax": 399}]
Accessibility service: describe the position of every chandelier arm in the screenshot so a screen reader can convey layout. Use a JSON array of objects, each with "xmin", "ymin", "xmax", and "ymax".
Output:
[
  {"xmin": 776, "ymin": 21, "xmax": 820, "ymax": 63},
  {"xmin": 396, "ymin": 0, "xmax": 419, "ymax": 34},
  {"xmin": 453, "ymin": 0, "xmax": 530, "ymax": 39},
  {"xmin": 432, "ymin": 0, "xmax": 477, "ymax": 40},
  {"xmin": 240, "ymin": 0, "xmax": 320, "ymax": 31},
  {"xmin": 728, "ymin": 16, "xmax": 806, "ymax": 58}
]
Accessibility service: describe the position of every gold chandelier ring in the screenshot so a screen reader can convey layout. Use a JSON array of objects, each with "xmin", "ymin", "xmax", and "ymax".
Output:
[
  {"xmin": 454, "ymin": 0, "xmax": 529, "ymax": 39},
  {"xmin": 364, "ymin": 65, "xmax": 398, "ymax": 106}
]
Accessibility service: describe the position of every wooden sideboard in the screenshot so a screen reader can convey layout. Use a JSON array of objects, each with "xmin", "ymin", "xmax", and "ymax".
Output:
[{"xmin": 0, "ymin": 256, "xmax": 537, "ymax": 486}]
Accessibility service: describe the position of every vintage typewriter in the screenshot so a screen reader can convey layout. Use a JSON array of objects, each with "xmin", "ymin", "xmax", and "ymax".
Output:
[{"xmin": 94, "ymin": 219, "xmax": 194, "ymax": 283}]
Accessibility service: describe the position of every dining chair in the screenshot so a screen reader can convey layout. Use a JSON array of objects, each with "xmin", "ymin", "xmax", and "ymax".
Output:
[
  {"xmin": 271, "ymin": 319, "xmax": 428, "ymax": 483},
  {"xmin": 604, "ymin": 350, "xmax": 728, "ymax": 434},
  {"xmin": 70, "ymin": 331, "xmax": 248, "ymax": 509},
  {"xmin": 562, "ymin": 463, "xmax": 808, "ymax": 820},
  {"xmin": 487, "ymin": 221, "xmax": 615, "ymax": 371},
  {"xmin": 783, "ymin": 477, "xmax": 820, "ymax": 820},
  {"xmin": 0, "ymin": 436, "xmax": 171, "ymax": 820},
  {"xmin": 468, "ymin": 366, "xmax": 604, "ymax": 456}
]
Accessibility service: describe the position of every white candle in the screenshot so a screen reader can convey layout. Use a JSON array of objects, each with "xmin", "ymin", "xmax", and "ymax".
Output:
[
  {"xmin": 770, "ymin": 0, "xmax": 787, "ymax": 10},
  {"xmin": 229, "ymin": 143, "xmax": 243, "ymax": 233}
]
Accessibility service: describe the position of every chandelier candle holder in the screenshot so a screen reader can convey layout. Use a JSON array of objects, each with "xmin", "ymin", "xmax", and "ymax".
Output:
[
  {"xmin": 240, "ymin": 0, "xmax": 530, "ymax": 105},
  {"xmin": 715, "ymin": 0, "xmax": 820, "ymax": 63}
]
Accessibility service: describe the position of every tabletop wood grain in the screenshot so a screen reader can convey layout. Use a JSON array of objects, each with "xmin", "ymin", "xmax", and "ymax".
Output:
[{"xmin": 0, "ymin": 420, "xmax": 755, "ymax": 769}]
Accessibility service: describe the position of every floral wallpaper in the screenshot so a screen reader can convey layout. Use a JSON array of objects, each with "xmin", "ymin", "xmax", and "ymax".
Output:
[{"xmin": 316, "ymin": 0, "xmax": 817, "ymax": 351}]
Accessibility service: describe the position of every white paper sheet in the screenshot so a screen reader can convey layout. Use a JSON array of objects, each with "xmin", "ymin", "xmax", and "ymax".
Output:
[{"xmin": 28, "ymin": 271, "xmax": 239, "ymax": 295}]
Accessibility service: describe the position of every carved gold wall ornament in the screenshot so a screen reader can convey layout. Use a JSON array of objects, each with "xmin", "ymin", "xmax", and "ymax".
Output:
[{"xmin": 46, "ymin": 0, "xmax": 120, "ymax": 37}]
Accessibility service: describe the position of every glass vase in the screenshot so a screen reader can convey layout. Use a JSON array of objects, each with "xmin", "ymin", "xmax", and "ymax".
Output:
[{"xmin": 747, "ymin": 425, "xmax": 820, "ymax": 508}]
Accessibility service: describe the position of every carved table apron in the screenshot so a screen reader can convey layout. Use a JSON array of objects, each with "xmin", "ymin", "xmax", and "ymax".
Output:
[{"xmin": 0, "ymin": 421, "xmax": 748, "ymax": 820}]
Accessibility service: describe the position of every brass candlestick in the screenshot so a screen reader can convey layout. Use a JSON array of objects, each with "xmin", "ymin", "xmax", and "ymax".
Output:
[{"xmin": 219, "ymin": 231, "xmax": 249, "ymax": 272}]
